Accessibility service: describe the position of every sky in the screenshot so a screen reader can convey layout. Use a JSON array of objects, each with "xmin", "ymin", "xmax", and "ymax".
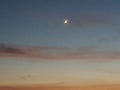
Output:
[{"xmin": 0, "ymin": 0, "xmax": 120, "ymax": 86}]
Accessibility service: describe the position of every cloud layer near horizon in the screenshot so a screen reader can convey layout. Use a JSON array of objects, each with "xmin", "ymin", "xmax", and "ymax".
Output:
[{"xmin": 0, "ymin": 43, "xmax": 120, "ymax": 61}]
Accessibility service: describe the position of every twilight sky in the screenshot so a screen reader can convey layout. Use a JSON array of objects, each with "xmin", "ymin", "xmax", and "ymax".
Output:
[{"xmin": 0, "ymin": 0, "xmax": 120, "ymax": 86}]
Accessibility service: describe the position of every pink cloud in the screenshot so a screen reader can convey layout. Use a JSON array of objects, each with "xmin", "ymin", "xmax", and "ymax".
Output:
[{"xmin": 0, "ymin": 43, "xmax": 120, "ymax": 61}]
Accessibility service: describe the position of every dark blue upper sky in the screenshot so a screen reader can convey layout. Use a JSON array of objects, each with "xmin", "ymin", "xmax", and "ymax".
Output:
[{"xmin": 0, "ymin": 0, "xmax": 120, "ymax": 50}]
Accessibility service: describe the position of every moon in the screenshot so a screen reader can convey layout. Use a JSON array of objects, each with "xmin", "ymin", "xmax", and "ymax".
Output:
[{"xmin": 64, "ymin": 19, "xmax": 68, "ymax": 24}]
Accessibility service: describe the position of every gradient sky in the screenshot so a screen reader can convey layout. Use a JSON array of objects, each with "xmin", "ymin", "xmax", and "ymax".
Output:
[{"xmin": 0, "ymin": 0, "xmax": 120, "ymax": 86}]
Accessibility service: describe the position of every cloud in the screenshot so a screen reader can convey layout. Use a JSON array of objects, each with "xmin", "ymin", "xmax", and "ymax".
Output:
[
  {"xmin": 0, "ymin": 43, "xmax": 120, "ymax": 61},
  {"xmin": 0, "ymin": 44, "xmax": 24, "ymax": 55}
]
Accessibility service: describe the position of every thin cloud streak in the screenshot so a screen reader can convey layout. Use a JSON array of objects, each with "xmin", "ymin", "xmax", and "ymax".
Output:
[{"xmin": 0, "ymin": 43, "xmax": 120, "ymax": 61}]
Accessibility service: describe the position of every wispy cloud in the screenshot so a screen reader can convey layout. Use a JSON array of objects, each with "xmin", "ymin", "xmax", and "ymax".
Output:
[
  {"xmin": 0, "ymin": 44, "xmax": 24, "ymax": 55},
  {"xmin": 0, "ymin": 43, "xmax": 120, "ymax": 60}
]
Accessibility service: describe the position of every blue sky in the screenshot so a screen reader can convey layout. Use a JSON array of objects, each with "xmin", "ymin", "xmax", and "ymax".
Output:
[{"xmin": 0, "ymin": 0, "xmax": 120, "ymax": 49}]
